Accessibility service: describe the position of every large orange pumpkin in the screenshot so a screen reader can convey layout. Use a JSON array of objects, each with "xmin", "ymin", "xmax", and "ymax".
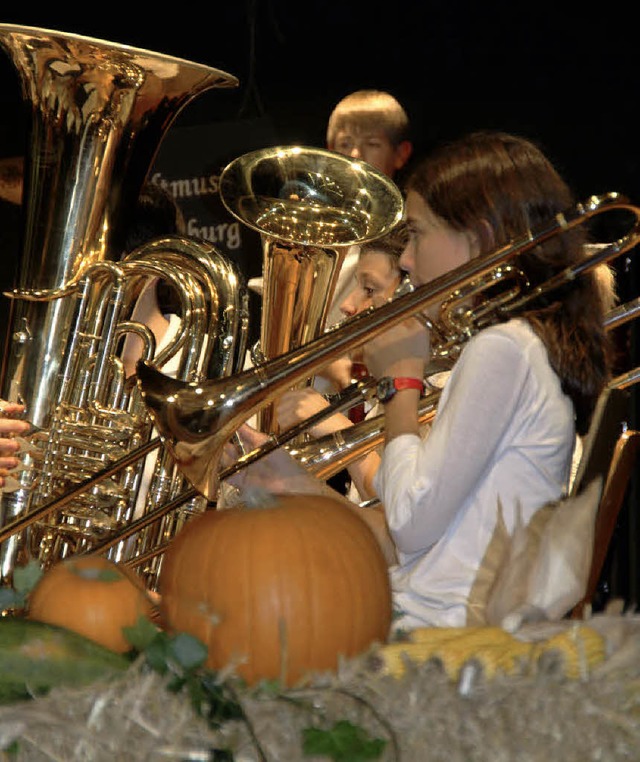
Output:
[
  {"xmin": 159, "ymin": 493, "xmax": 392, "ymax": 686},
  {"xmin": 28, "ymin": 554, "xmax": 154, "ymax": 653}
]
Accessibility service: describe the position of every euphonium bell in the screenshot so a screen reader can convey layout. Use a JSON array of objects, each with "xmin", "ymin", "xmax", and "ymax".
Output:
[{"xmin": 219, "ymin": 146, "xmax": 404, "ymax": 432}]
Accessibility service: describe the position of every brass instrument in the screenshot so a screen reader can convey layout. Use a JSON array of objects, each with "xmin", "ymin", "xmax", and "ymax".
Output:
[
  {"xmin": 137, "ymin": 192, "xmax": 640, "ymax": 501},
  {"xmin": 219, "ymin": 145, "xmax": 404, "ymax": 433},
  {"xmin": 287, "ymin": 386, "xmax": 441, "ymax": 480},
  {"xmin": 25, "ymin": 237, "xmax": 248, "ymax": 580},
  {"xmin": 0, "ymin": 24, "xmax": 242, "ymax": 583},
  {"xmin": 0, "ymin": 143, "xmax": 403, "ymax": 574}
]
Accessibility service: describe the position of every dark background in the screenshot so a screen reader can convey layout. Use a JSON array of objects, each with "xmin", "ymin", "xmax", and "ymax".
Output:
[
  {"xmin": 0, "ymin": 2, "xmax": 639, "ymax": 196},
  {"xmin": 0, "ymin": 4, "xmax": 639, "ymax": 606}
]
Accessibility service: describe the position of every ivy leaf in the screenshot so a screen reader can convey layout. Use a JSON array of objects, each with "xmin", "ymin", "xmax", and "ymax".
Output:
[
  {"xmin": 302, "ymin": 720, "xmax": 386, "ymax": 761},
  {"xmin": 169, "ymin": 632, "xmax": 208, "ymax": 671},
  {"xmin": 123, "ymin": 615, "xmax": 161, "ymax": 651},
  {"xmin": 140, "ymin": 630, "xmax": 175, "ymax": 675},
  {"xmin": 0, "ymin": 560, "xmax": 43, "ymax": 611}
]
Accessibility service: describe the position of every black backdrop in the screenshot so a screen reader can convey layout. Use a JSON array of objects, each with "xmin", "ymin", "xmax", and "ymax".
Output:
[{"xmin": 0, "ymin": 4, "xmax": 639, "ymax": 605}]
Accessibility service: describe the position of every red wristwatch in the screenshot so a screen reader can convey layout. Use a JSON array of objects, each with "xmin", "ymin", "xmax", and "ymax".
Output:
[{"xmin": 375, "ymin": 376, "xmax": 424, "ymax": 404}]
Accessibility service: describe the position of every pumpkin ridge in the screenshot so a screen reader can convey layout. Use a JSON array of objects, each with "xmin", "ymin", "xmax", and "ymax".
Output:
[
  {"xmin": 340, "ymin": 507, "xmax": 389, "ymax": 649},
  {"xmin": 330, "ymin": 502, "xmax": 368, "ymax": 660},
  {"xmin": 286, "ymin": 498, "xmax": 316, "ymax": 683},
  {"xmin": 302, "ymin": 499, "xmax": 340, "ymax": 671}
]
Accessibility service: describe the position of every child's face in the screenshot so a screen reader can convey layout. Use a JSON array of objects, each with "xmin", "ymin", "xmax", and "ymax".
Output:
[
  {"xmin": 401, "ymin": 190, "xmax": 478, "ymax": 320},
  {"xmin": 331, "ymin": 128, "xmax": 405, "ymax": 178},
  {"xmin": 340, "ymin": 250, "xmax": 401, "ymax": 317}
]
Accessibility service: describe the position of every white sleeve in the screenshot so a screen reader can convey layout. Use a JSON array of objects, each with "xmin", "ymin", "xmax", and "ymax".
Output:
[{"xmin": 374, "ymin": 331, "xmax": 531, "ymax": 554}]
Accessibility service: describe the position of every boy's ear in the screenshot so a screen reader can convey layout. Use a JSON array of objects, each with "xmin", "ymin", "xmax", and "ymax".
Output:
[{"xmin": 395, "ymin": 140, "xmax": 413, "ymax": 170}]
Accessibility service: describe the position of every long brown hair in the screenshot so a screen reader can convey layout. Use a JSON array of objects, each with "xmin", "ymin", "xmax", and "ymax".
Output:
[{"xmin": 405, "ymin": 131, "xmax": 613, "ymax": 435}]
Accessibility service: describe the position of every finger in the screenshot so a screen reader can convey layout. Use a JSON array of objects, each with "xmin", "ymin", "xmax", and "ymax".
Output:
[
  {"xmin": 0, "ymin": 419, "xmax": 31, "ymax": 436},
  {"xmin": 237, "ymin": 423, "xmax": 270, "ymax": 449},
  {"xmin": 0, "ymin": 400, "xmax": 25, "ymax": 417}
]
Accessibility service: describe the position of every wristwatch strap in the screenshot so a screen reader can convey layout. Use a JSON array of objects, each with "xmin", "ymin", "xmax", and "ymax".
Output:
[
  {"xmin": 376, "ymin": 376, "xmax": 425, "ymax": 403},
  {"xmin": 393, "ymin": 377, "xmax": 425, "ymax": 393}
]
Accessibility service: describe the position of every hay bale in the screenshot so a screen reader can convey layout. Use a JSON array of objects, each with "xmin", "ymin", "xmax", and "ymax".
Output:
[{"xmin": 1, "ymin": 614, "xmax": 639, "ymax": 761}]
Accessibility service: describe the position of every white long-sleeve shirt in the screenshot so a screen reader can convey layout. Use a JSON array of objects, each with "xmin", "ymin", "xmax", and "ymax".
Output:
[{"xmin": 374, "ymin": 319, "xmax": 576, "ymax": 628}]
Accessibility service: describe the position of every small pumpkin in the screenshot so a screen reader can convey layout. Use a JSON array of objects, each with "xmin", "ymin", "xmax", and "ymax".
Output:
[
  {"xmin": 28, "ymin": 555, "xmax": 154, "ymax": 653},
  {"xmin": 159, "ymin": 492, "xmax": 392, "ymax": 686}
]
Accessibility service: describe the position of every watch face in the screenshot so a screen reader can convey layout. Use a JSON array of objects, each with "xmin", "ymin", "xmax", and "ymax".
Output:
[{"xmin": 376, "ymin": 376, "xmax": 395, "ymax": 403}]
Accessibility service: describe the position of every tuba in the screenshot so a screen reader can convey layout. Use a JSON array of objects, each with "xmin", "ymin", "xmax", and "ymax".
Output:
[
  {"xmin": 219, "ymin": 145, "xmax": 404, "ymax": 433},
  {"xmin": 0, "ymin": 24, "xmax": 242, "ymax": 584}
]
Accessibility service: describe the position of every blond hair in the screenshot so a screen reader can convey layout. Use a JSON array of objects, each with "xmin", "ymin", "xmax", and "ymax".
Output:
[{"xmin": 326, "ymin": 90, "xmax": 410, "ymax": 147}]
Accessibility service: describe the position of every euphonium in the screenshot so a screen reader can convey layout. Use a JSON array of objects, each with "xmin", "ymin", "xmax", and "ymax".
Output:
[
  {"xmin": 218, "ymin": 145, "xmax": 404, "ymax": 433},
  {"xmin": 0, "ymin": 24, "xmax": 240, "ymax": 583}
]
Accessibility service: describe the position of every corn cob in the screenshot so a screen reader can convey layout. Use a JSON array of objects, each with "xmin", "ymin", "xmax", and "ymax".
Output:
[
  {"xmin": 533, "ymin": 624, "xmax": 606, "ymax": 679},
  {"xmin": 380, "ymin": 626, "xmax": 535, "ymax": 680},
  {"xmin": 378, "ymin": 624, "xmax": 605, "ymax": 681}
]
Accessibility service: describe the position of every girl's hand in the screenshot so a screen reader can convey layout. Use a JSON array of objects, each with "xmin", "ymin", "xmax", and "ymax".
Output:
[
  {"xmin": 221, "ymin": 423, "xmax": 329, "ymax": 495},
  {"xmin": 275, "ymin": 388, "xmax": 350, "ymax": 439},
  {"xmin": 362, "ymin": 317, "xmax": 430, "ymax": 379},
  {"xmin": 317, "ymin": 356, "xmax": 354, "ymax": 391}
]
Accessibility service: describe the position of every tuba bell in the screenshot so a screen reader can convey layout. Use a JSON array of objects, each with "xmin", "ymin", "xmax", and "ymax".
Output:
[
  {"xmin": 218, "ymin": 145, "xmax": 405, "ymax": 433},
  {"xmin": 0, "ymin": 24, "xmax": 242, "ymax": 584}
]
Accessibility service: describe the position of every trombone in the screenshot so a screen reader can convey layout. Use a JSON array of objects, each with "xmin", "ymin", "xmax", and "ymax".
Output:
[{"xmin": 135, "ymin": 192, "xmax": 640, "ymax": 500}]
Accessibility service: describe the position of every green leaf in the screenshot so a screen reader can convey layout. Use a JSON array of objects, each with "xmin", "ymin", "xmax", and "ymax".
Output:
[
  {"xmin": 122, "ymin": 615, "xmax": 160, "ymax": 651},
  {"xmin": 169, "ymin": 632, "xmax": 208, "ymax": 671},
  {"xmin": 142, "ymin": 631, "xmax": 175, "ymax": 674},
  {"xmin": 302, "ymin": 720, "xmax": 386, "ymax": 762}
]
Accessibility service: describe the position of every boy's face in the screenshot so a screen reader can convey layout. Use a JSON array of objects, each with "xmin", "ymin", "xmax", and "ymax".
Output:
[
  {"xmin": 340, "ymin": 250, "xmax": 401, "ymax": 317},
  {"xmin": 330, "ymin": 128, "xmax": 407, "ymax": 178}
]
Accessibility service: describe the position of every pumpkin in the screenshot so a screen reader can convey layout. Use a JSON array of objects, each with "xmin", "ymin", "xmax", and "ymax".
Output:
[
  {"xmin": 28, "ymin": 554, "xmax": 154, "ymax": 653},
  {"xmin": 159, "ymin": 492, "xmax": 393, "ymax": 686}
]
